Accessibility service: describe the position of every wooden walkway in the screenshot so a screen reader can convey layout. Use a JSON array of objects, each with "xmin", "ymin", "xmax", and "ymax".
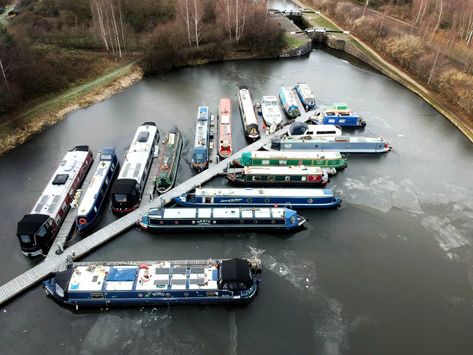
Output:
[{"xmin": 0, "ymin": 105, "xmax": 313, "ymax": 306}]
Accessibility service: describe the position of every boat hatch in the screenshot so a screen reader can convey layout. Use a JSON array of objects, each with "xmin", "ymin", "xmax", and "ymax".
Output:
[
  {"xmin": 52, "ymin": 174, "xmax": 69, "ymax": 185},
  {"xmin": 138, "ymin": 131, "xmax": 150, "ymax": 143}
]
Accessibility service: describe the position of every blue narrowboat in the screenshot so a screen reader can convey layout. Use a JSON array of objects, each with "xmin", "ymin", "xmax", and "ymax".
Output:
[
  {"xmin": 75, "ymin": 148, "xmax": 119, "ymax": 234},
  {"xmin": 43, "ymin": 257, "xmax": 261, "ymax": 308},
  {"xmin": 139, "ymin": 207, "xmax": 306, "ymax": 232},
  {"xmin": 312, "ymin": 103, "xmax": 366, "ymax": 128},
  {"xmin": 175, "ymin": 188, "xmax": 341, "ymax": 209},
  {"xmin": 191, "ymin": 106, "xmax": 210, "ymax": 172},
  {"xmin": 294, "ymin": 83, "xmax": 316, "ymax": 110},
  {"xmin": 279, "ymin": 87, "xmax": 301, "ymax": 118}
]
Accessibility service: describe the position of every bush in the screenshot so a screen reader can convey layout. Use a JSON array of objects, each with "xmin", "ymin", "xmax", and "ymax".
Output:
[
  {"xmin": 437, "ymin": 68, "xmax": 473, "ymax": 115},
  {"xmin": 383, "ymin": 34, "xmax": 424, "ymax": 69}
]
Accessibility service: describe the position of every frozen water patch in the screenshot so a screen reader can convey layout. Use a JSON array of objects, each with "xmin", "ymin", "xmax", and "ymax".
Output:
[
  {"xmin": 421, "ymin": 216, "xmax": 470, "ymax": 257},
  {"xmin": 80, "ymin": 314, "xmax": 144, "ymax": 355},
  {"xmin": 263, "ymin": 251, "xmax": 317, "ymax": 298},
  {"xmin": 313, "ymin": 298, "xmax": 348, "ymax": 355}
]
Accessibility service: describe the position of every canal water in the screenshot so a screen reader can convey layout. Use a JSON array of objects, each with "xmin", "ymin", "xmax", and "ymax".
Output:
[{"xmin": 1, "ymin": 24, "xmax": 473, "ymax": 355}]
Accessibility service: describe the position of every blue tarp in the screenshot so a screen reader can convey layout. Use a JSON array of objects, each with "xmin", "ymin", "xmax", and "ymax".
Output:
[{"xmin": 106, "ymin": 267, "xmax": 137, "ymax": 282}]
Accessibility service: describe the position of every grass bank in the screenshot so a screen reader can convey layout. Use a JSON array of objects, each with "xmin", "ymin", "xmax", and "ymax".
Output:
[{"xmin": 0, "ymin": 60, "xmax": 143, "ymax": 156}]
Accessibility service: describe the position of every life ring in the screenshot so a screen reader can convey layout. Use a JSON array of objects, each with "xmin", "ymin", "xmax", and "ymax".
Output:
[{"xmin": 78, "ymin": 218, "xmax": 87, "ymax": 225}]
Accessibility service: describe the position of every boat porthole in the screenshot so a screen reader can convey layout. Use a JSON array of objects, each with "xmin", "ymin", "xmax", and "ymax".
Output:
[
  {"xmin": 247, "ymin": 198, "xmax": 252, "ymax": 203},
  {"xmin": 308, "ymin": 199, "xmax": 313, "ymax": 204},
  {"xmin": 271, "ymin": 220, "xmax": 275, "ymax": 224},
  {"xmin": 184, "ymin": 292, "xmax": 189, "ymax": 297},
  {"xmin": 192, "ymin": 221, "xmax": 195, "ymax": 224},
  {"xmin": 253, "ymin": 220, "xmax": 258, "ymax": 224},
  {"xmin": 160, "ymin": 221, "xmax": 164, "ymax": 225},
  {"xmin": 213, "ymin": 221, "xmax": 216, "ymax": 224},
  {"xmin": 175, "ymin": 221, "xmax": 179, "ymax": 224},
  {"xmin": 265, "ymin": 198, "xmax": 270, "ymax": 203},
  {"xmin": 240, "ymin": 220, "xmax": 244, "ymax": 224}
]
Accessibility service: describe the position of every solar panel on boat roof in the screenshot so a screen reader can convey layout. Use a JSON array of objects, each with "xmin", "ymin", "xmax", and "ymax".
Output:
[
  {"xmin": 47, "ymin": 195, "xmax": 62, "ymax": 213},
  {"xmin": 190, "ymin": 267, "xmax": 205, "ymax": 274},
  {"xmin": 133, "ymin": 163, "xmax": 142, "ymax": 178},
  {"xmin": 172, "ymin": 279, "xmax": 186, "ymax": 285},
  {"xmin": 34, "ymin": 195, "xmax": 49, "ymax": 213},
  {"xmin": 172, "ymin": 267, "xmax": 187, "ymax": 274},
  {"xmin": 189, "ymin": 278, "xmax": 205, "ymax": 285},
  {"xmin": 155, "ymin": 267, "xmax": 170, "ymax": 274},
  {"xmin": 154, "ymin": 279, "xmax": 169, "ymax": 286}
]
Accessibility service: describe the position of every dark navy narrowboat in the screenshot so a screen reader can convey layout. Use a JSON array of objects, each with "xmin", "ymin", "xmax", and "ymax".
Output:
[
  {"xmin": 139, "ymin": 207, "xmax": 306, "ymax": 232},
  {"xmin": 43, "ymin": 257, "xmax": 262, "ymax": 308},
  {"xmin": 75, "ymin": 148, "xmax": 119, "ymax": 234},
  {"xmin": 174, "ymin": 188, "xmax": 341, "ymax": 209}
]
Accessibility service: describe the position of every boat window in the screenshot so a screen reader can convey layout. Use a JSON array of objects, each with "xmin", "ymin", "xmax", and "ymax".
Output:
[
  {"xmin": 100, "ymin": 154, "xmax": 112, "ymax": 161},
  {"xmin": 19, "ymin": 234, "xmax": 32, "ymax": 244},
  {"xmin": 138, "ymin": 131, "xmax": 150, "ymax": 142},
  {"xmin": 262, "ymin": 160, "xmax": 270, "ymax": 165},
  {"xmin": 268, "ymin": 176, "xmax": 275, "ymax": 181},
  {"xmin": 114, "ymin": 194, "xmax": 128, "ymax": 203},
  {"xmin": 339, "ymin": 119, "xmax": 346, "ymax": 123},
  {"xmin": 279, "ymin": 160, "xmax": 287, "ymax": 165},
  {"xmin": 285, "ymin": 176, "xmax": 290, "ymax": 181},
  {"xmin": 37, "ymin": 225, "xmax": 48, "ymax": 238},
  {"xmin": 52, "ymin": 174, "xmax": 69, "ymax": 185}
]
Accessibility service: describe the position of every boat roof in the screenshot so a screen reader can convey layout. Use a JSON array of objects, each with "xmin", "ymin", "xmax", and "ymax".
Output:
[
  {"xmin": 296, "ymin": 83, "xmax": 315, "ymax": 99},
  {"xmin": 219, "ymin": 99, "xmax": 232, "ymax": 125},
  {"xmin": 66, "ymin": 261, "xmax": 221, "ymax": 292},
  {"xmin": 243, "ymin": 150, "xmax": 343, "ymax": 160},
  {"xmin": 194, "ymin": 106, "xmax": 209, "ymax": 148},
  {"xmin": 31, "ymin": 146, "xmax": 91, "ymax": 218},
  {"xmin": 281, "ymin": 136, "xmax": 385, "ymax": 143},
  {"xmin": 288, "ymin": 122, "xmax": 341, "ymax": 136},
  {"xmin": 262, "ymin": 96, "xmax": 278, "ymax": 103},
  {"xmin": 243, "ymin": 165, "xmax": 324, "ymax": 175},
  {"xmin": 280, "ymin": 87, "xmax": 298, "ymax": 106},
  {"xmin": 238, "ymin": 88, "xmax": 258, "ymax": 125},
  {"xmin": 77, "ymin": 159, "xmax": 112, "ymax": 217},
  {"xmin": 148, "ymin": 207, "xmax": 287, "ymax": 220},
  {"xmin": 118, "ymin": 123, "xmax": 158, "ymax": 181},
  {"xmin": 194, "ymin": 187, "xmax": 335, "ymax": 198}
]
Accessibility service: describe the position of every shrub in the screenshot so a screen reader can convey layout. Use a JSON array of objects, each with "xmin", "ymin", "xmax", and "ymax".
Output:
[{"xmin": 383, "ymin": 34, "xmax": 424, "ymax": 69}]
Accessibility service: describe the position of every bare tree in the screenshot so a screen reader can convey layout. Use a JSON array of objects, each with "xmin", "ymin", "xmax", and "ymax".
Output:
[{"xmin": 0, "ymin": 58, "xmax": 8, "ymax": 90}]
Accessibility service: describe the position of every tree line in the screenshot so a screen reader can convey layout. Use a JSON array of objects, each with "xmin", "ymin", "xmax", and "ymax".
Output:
[{"xmin": 0, "ymin": 0, "xmax": 283, "ymax": 117}]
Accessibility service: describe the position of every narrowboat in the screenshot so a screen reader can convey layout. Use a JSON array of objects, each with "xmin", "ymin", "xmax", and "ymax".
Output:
[
  {"xmin": 312, "ymin": 103, "xmax": 366, "ymax": 128},
  {"xmin": 75, "ymin": 147, "xmax": 119, "ymax": 234},
  {"xmin": 155, "ymin": 126, "xmax": 183, "ymax": 194},
  {"xmin": 191, "ymin": 106, "xmax": 210, "ymax": 172},
  {"xmin": 288, "ymin": 121, "xmax": 341, "ymax": 138},
  {"xmin": 218, "ymin": 98, "xmax": 233, "ymax": 159},
  {"xmin": 174, "ymin": 187, "xmax": 341, "ymax": 209},
  {"xmin": 139, "ymin": 207, "xmax": 306, "ymax": 232},
  {"xmin": 237, "ymin": 86, "xmax": 260, "ymax": 140},
  {"xmin": 279, "ymin": 87, "xmax": 300, "ymax": 118},
  {"xmin": 17, "ymin": 146, "xmax": 93, "ymax": 257},
  {"xmin": 232, "ymin": 150, "xmax": 347, "ymax": 172},
  {"xmin": 261, "ymin": 96, "xmax": 283, "ymax": 132},
  {"xmin": 294, "ymin": 82, "xmax": 316, "ymax": 110},
  {"xmin": 43, "ymin": 257, "xmax": 261, "ymax": 308},
  {"xmin": 268, "ymin": 135, "xmax": 391, "ymax": 153},
  {"xmin": 111, "ymin": 122, "xmax": 159, "ymax": 215},
  {"xmin": 226, "ymin": 166, "xmax": 329, "ymax": 187}
]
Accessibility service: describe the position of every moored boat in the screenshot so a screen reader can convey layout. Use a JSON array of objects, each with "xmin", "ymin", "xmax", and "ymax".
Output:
[
  {"xmin": 155, "ymin": 126, "xmax": 183, "ymax": 194},
  {"xmin": 279, "ymin": 87, "xmax": 300, "ymax": 118},
  {"xmin": 294, "ymin": 82, "xmax": 316, "ymax": 110},
  {"xmin": 139, "ymin": 207, "xmax": 306, "ymax": 232},
  {"xmin": 312, "ymin": 103, "xmax": 366, "ymax": 128},
  {"xmin": 75, "ymin": 147, "xmax": 119, "ymax": 234},
  {"xmin": 191, "ymin": 106, "xmax": 210, "ymax": 172},
  {"xmin": 111, "ymin": 122, "xmax": 159, "ymax": 215},
  {"xmin": 237, "ymin": 86, "xmax": 260, "ymax": 140},
  {"xmin": 268, "ymin": 135, "xmax": 391, "ymax": 153},
  {"xmin": 226, "ymin": 166, "xmax": 329, "ymax": 187},
  {"xmin": 261, "ymin": 96, "xmax": 283, "ymax": 132},
  {"xmin": 174, "ymin": 187, "xmax": 341, "ymax": 209},
  {"xmin": 218, "ymin": 98, "xmax": 233, "ymax": 159},
  {"xmin": 288, "ymin": 122, "xmax": 342, "ymax": 138},
  {"xmin": 16, "ymin": 146, "xmax": 93, "ymax": 257},
  {"xmin": 232, "ymin": 150, "xmax": 347, "ymax": 173},
  {"xmin": 43, "ymin": 257, "xmax": 262, "ymax": 308}
]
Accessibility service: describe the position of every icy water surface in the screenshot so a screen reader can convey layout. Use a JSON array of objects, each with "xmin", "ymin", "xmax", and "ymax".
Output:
[{"xmin": 0, "ymin": 48, "xmax": 472, "ymax": 354}]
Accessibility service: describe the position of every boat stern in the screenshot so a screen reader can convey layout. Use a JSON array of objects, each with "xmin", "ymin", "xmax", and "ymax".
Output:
[{"xmin": 284, "ymin": 208, "xmax": 306, "ymax": 230}]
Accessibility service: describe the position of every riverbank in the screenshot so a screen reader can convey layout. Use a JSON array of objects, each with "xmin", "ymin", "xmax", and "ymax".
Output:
[
  {"xmin": 0, "ymin": 61, "xmax": 143, "ymax": 156},
  {"xmin": 294, "ymin": 0, "xmax": 473, "ymax": 143}
]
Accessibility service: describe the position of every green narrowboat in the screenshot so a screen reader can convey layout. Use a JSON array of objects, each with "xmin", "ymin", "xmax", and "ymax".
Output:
[
  {"xmin": 226, "ymin": 165, "xmax": 329, "ymax": 187},
  {"xmin": 235, "ymin": 151, "xmax": 347, "ymax": 173},
  {"xmin": 155, "ymin": 126, "xmax": 183, "ymax": 194}
]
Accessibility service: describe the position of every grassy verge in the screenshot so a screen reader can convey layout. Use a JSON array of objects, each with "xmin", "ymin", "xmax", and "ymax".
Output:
[{"xmin": 282, "ymin": 33, "xmax": 308, "ymax": 49}]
